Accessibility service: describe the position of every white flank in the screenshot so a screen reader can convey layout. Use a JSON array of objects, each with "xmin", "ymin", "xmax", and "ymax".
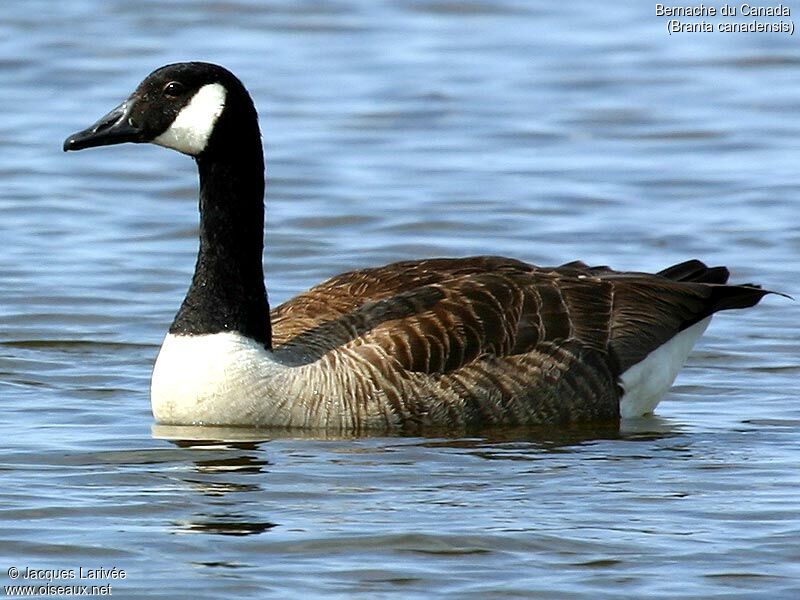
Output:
[
  {"xmin": 619, "ymin": 317, "xmax": 712, "ymax": 418},
  {"xmin": 152, "ymin": 82, "xmax": 227, "ymax": 155},
  {"xmin": 151, "ymin": 331, "xmax": 283, "ymax": 425}
]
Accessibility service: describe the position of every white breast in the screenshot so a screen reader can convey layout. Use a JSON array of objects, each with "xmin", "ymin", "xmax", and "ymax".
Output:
[
  {"xmin": 150, "ymin": 331, "xmax": 285, "ymax": 425},
  {"xmin": 619, "ymin": 317, "xmax": 712, "ymax": 418}
]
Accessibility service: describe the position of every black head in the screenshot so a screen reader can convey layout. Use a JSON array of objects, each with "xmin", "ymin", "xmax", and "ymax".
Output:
[{"xmin": 63, "ymin": 62, "xmax": 258, "ymax": 157}]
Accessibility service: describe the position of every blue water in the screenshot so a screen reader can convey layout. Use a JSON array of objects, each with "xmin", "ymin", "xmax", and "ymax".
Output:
[{"xmin": 1, "ymin": 1, "xmax": 799, "ymax": 597}]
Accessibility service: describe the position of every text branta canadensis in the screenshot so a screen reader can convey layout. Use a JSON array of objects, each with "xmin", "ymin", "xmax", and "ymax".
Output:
[{"xmin": 63, "ymin": 62, "xmax": 771, "ymax": 431}]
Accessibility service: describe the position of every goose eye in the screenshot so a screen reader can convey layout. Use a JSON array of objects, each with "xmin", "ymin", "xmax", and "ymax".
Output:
[{"xmin": 163, "ymin": 81, "xmax": 185, "ymax": 98}]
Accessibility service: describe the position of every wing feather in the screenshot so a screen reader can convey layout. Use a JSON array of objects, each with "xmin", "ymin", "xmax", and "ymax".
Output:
[{"xmin": 271, "ymin": 256, "xmax": 769, "ymax": 383}]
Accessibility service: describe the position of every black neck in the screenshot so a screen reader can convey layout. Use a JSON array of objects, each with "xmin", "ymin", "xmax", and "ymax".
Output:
[{"xmin": 169, "ymin": 133, "xmax": 272, "ymax": 347}]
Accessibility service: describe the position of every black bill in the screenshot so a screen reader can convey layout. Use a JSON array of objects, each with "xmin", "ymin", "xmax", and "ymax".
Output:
[{"xmin": 63, "ymin": 101, "xmax": 144, "ymax": 152}]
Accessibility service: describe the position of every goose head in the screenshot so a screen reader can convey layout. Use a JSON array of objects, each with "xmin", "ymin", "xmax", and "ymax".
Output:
[{"xmin": 63, "ymin": 62, "xmax": 259, "ymax": 157}]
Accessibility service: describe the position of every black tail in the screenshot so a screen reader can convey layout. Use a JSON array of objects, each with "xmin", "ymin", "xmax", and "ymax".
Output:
[
  {"xmin": 709, "ymin": 283, "xmax": 774, "ymax": 312},
  {"xmin": 658, "ymin": 259, "xmax": 730, "ymax": 285},
  {"xmin": 660, "ymin": 259, "xmax": 783, "ymax": 313}
]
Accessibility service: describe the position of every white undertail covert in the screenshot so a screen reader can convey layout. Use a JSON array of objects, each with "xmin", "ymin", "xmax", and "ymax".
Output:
[{"xmin": 619, "ymin": 317, "xmax": 711, "ymax": 418}]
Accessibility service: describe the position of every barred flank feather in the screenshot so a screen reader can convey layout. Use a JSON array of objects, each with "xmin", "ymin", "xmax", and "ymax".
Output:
[{"xmin": 268, "ymin": 257, "xmax": 770, "ymax": 429}]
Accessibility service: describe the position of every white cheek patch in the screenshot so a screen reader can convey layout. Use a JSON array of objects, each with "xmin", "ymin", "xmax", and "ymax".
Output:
[{"xmin": 153, "ymin": 83, "xmax": 227, "ymax": 156}]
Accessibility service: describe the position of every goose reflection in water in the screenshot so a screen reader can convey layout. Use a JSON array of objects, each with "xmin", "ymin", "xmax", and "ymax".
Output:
[{"xmin": 157, "ymin": 437, "xmax": 276, "ymax": 537}]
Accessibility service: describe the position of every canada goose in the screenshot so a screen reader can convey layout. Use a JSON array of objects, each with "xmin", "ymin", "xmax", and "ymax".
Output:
[{"xmin": 64, "ymin": 62, "xmax": 770, "ymax": 431}]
